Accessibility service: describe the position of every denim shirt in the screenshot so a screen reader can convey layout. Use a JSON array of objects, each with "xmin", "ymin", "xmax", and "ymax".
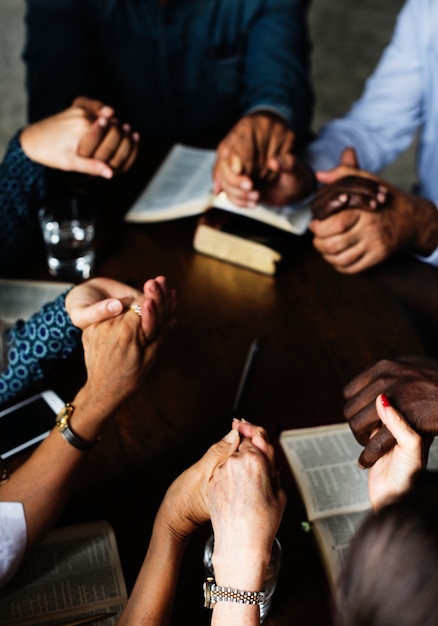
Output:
[
  {"xmin": 304, "ymin": 0, "xmax": 438, "ymax": 266},
  {"xmin": 24, "ymin": 0, "xmax": 313, "ymax": 149}
]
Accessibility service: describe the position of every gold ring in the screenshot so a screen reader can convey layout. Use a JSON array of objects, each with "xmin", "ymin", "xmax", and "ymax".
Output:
[{"xmin": 129, "ymin": 303, "xmax": 142, "ymax": 317}]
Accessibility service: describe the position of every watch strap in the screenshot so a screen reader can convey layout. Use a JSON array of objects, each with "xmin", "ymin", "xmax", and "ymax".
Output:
[
  {"xmin": 203, "ymin": 577, "xmax": 266, "ymax": 608},
  {"xmin": 56, "ymin": 403, "xmax": 99, "ymax": 452}
]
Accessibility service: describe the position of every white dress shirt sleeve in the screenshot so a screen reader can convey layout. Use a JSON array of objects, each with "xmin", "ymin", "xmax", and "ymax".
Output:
[{"xmin": 0, "ymin": 502, "xmax": 27, "ymax": 587}]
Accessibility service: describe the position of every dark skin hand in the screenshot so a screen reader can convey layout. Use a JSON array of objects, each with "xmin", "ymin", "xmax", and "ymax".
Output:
[
  {"xmin": 309, "ymin": 147, "xmax": 438, "ymax": 274},
  {"xmin": 343, "ymin": 355, "xmax": 438, "ymax": 468},
  {"xmin": 311, "ymin": 175, "xmax": 390, "ymax": 220}
]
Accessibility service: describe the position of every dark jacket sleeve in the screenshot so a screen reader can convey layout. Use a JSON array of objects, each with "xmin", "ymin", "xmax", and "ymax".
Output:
[{"xmin": 0, "ymin": 131, "xmax": 47, "ymax": 275}]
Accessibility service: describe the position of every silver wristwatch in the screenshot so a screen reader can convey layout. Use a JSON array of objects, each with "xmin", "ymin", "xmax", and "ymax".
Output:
[{"xmin": 203, "ymin": 577, "xmax": 266, "ymax": 608}]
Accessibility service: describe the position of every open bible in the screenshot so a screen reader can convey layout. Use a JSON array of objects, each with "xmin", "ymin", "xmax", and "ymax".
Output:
[
  {"xmin": 124, "ymin": 144, "xmax": 311, "ymax": 235},
  {"xmin": 279, "ymin": 423, "xmax": 438, "ymax": 590},
  {"xmin": 0, "ymin": 520, "xmax": 127, "ymax": 625}
]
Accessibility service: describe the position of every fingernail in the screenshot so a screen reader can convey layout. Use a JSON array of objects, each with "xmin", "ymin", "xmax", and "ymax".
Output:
[
  {"xmin": 224, "ymin": 428, "xmax": 239, "ymax": 443},
  {"xmin": 240, "ymin": 181, "xmax": 252, "ymax": 190},
  {"xmin": 380, "ymin": 393, "xmax": 391, "ymax": 407},
  {"xmin": 107, "ymin": 299, "xmax": 123, "ymax": 314}
]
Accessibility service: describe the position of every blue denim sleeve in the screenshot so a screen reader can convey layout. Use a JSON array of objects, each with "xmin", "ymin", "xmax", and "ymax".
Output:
[
  {"xmin": 0, "ymin": 291, "xmax": 81, "ymax": 406},
  {"xmin": 0, "ymin": 131, "xmax": 47, "ymax": 275}
]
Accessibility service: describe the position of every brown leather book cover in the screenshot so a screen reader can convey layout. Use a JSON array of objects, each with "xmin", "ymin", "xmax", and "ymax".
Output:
[{"xmin": 193, "ymin": 208, "xmax": 297, "ymax": 275}]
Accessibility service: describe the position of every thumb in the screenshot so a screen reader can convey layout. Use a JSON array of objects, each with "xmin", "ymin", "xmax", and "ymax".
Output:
[
  {"xmin": 341, "ymin": 147, "xmax": 359, "ymax": 168},
  {"xmin": 67, "ymin": 154, "xmax": 114, "ymax": 179},
  {"xmin": 71, "ymin": 298, "xmax": 123, "ymax": 328}
]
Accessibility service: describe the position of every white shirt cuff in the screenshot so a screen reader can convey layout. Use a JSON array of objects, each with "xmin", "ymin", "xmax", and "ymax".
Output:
[{"xmin": 0, "ymin": 502, "xmax": 27, "ymax": 587}]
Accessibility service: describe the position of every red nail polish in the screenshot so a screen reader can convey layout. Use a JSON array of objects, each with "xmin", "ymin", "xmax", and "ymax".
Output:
[{"xmin": 381, "ymin": 394, "xmax": 391, "ymax": 407}]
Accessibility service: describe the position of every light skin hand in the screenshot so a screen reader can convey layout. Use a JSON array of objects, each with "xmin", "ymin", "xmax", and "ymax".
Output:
[
  {"xmin": 19, "ymin": 97, "xmax": 139, "ymax": 179},
  {"xmin": 208, "ymin": 432, "xmax": 286, "ymax": 585},
  {"xmin": 156, "ymin": 428, "xmax": 241, "ymax": 543},
  {"xmin": 64, "ymin": 277, "xmax": 141, "ymax": 329},
  {"xmin": 0, "ymin": 277, "xmax": 176, "ymax": 556},
  {"xmin": 212, "ymin": 113, "xmax": 296, "ymax": 207},
  {"xmin": 79, "ymin": 276, "xmax": 176, "ymax": 415},
  {"xmin": 116, "ymin": 423, "xmax": 271, "ymax": 626},
  {"xmin": 368, "ymin": 394, "xmax": 424, "ymax": 510},
  {"xmin": 343, "ymin": 355, "xmax": 438, "ymax": 468}
]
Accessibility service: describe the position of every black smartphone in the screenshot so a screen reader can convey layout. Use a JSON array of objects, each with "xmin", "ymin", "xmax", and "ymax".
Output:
[{"xmin": 0, "ymin": 390, "xmax": 64, "ymax": 459}]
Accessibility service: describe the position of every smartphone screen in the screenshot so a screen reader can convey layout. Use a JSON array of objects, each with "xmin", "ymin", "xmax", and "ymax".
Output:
[{"xmin": 0, "ymin": 391, "xmax": 64, "ymax": 459}]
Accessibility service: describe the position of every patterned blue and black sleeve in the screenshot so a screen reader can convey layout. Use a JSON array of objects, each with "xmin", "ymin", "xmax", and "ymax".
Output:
[
  {"xmin": 0, "ymin": 130, "xmax": 47, "ymax": 276},
  {"xmin": 0, "ymin": 291, "xmax": 82, "ymax": 406}
]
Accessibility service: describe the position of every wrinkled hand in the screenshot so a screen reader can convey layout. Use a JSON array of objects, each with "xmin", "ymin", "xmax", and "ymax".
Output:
[
  {"xmin": 19, "ymin": 96, "xmax": 139, "ymax": 179},
  {"xmin": 344, "ymin": 355, "xmax": 438, "ymax": 468},
  {"xmin": 80, "ymin": 276, "xmax": 176, "ymax": 409},
  {"xmin": 367, "ymin": 394, "xmax": 424, "ymax": 510},
  {"xmin": 212, "ymin": 113, "xmax": 295, "ymax": 207},
  {"xmin": 207, "ymin": 424, "xmax": 286, "ymax": 586},
  {"xmin": 156, "ymin": 428, "xmax": 241, "ymax": 543}
]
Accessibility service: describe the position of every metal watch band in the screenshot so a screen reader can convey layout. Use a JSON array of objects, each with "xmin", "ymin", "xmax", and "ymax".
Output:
[
  {"xmin": 55, "ymin": 403, "xmax": 99, "ymax": 452},
  {"xmin": 203, "ymin": 577, "xmax": 266, "ymax": 608}
]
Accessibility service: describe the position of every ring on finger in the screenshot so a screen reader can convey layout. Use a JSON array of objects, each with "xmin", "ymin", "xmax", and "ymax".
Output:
[{"xmin": 129, "ymin": 303, "xmax": 142, "ymax": 318}]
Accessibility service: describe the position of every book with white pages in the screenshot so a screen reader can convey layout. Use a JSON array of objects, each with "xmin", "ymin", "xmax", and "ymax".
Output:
[
  {"xmin": 0, "ymin": 520, "xmax": 127, "ymax": 625},
  {"xmin": 0, "ymin": 278, "xmax": 72, "ymax": 327},
  {"xmin": 279, "ymin": 422, "xmax": 438, "ymax": 591},
  {"xmin": 124, "ymin": 144, "xmax": 312, "ymax": 235}
]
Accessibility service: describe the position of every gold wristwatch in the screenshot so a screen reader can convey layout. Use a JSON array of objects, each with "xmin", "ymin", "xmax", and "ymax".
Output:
[{"xmin": 56, "ymin": 403, "xmax": 99, "ymax": 452}]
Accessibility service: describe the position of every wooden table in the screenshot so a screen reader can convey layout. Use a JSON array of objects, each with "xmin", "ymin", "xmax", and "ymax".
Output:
[{"xmin": 20, "ymin": 214, "xmax": 437, "ymax": 625}]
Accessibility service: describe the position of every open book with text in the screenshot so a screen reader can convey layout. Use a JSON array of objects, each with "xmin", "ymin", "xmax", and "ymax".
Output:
[
  {"xmin": 124, "ymin": 144, "xmax": 311, "ymax": 235},
  {"xmin": 279, "ymin": 423, "xmax": 438, "ymax": 590},
  {"xmin": 0, "ymin": 520, "xmax": 127, "ymax": 625}
]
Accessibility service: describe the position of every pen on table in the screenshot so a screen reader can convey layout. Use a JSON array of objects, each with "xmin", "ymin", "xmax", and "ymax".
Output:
[
  {"xmin": 59, "ymin": 612, "xmax": 117, "ymax": 626},
  {"xmin": 233, "ymin": 338, "xmax": 260, "ymax": 418}
]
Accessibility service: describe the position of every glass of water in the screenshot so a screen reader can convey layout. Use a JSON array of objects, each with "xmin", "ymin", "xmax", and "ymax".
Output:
[
  {"xmin": 203, "ymin": 533, "xmax": 282, "ymax": 623},
  {"xmin": 38, "ymin": 195, "xmax": 96, "ymax": 282}
]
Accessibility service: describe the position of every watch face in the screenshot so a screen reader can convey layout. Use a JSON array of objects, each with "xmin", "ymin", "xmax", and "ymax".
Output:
[{"xmin": 203, "ymin": 578, "xmax": 214, "ymax": 608}]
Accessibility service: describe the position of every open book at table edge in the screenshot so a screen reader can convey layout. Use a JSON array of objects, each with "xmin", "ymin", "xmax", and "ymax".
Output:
[{"xmin": 124, "ymin": 143, "xmax": 312, "ymax": 235}]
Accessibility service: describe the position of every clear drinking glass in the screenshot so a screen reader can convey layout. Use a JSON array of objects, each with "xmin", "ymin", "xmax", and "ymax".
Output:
[
  {"xmin": 203, "ymin": 533, "xmax": 282, "ymax": 623},
  {"xmin": 38, "ymin": 195, "xmax": 96, "ymax": 281}
]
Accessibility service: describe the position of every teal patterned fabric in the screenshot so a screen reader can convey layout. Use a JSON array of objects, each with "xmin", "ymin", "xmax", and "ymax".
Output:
[{"xmin": 0, "ymin": 291, "xmax": 81, "ymax": 405}]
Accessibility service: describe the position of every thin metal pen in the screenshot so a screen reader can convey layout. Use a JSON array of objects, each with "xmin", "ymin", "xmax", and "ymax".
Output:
[{"xmin": 233, "ymin": 338, "xmax": 260, "ymax": 417}]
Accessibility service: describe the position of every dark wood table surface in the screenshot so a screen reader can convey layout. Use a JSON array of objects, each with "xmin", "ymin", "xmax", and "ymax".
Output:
[{"xmin": 12, "ymin": 213, "xmax": 438, "ymax": 625}]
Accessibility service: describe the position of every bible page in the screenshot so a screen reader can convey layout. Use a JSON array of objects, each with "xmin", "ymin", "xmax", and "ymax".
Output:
[
  {"xmin": 0, "ymin": 520, "xmax": 127, "ymax": 625},
  {"xmin": 279, "ymin": 423, "xmax": 371, "ymax": 521},
  {"xmin": 312, "ymin": 510, "xmax": 370, "ymax": 590},
  {"xmin": 125, "ymin": 144, "xmax": 214, "ymax": 222}
]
